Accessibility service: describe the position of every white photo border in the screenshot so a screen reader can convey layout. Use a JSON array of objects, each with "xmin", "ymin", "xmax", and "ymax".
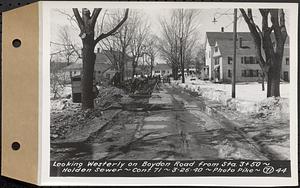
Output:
[{"xmin": 40, "ymin": 1, "xmax": 298, "ymax": 186}]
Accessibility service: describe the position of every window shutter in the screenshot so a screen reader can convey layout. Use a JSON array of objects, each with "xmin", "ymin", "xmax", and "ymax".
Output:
[{"xmin": 241, "ymin": 57, "xmax": 244, "ymax": 64}]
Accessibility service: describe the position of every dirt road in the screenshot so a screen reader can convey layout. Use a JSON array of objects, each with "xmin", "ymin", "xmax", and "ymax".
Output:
[{"xmin": 51, "ymin": 84, "xmax": 271, "ymax": 161}]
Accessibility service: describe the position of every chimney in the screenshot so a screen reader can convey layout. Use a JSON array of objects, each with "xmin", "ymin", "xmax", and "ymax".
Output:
[
  {"xmin": 221, "ymin": 27, "xmax": 224, "ymax": 32},
  {"xmin": 97, "ymin": 48, "xmax": 100, "ymax": 53},
  {"xmin": 239, "ymin": 36, "xmax": 243, "ymax": 48}
]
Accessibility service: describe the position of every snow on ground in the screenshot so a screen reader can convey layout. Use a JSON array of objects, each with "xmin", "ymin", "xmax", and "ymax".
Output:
[
  {"xmin": 50, "ymin": 84, "xmax": 72, "ymax": 99},
  {"xmin": 50, "ymin": 86, "xmax": 127, "ymax": 142},
  {"xmin": 172, "ymin": 76, "xmax": 290, "ymax": 160},
  {"xmin": 176, "ymin": 76, "xmax": 289, "ymax": 102},
  {"xmin": 172, "ymin": 76, "xmax": 289, "ymax": 118}
]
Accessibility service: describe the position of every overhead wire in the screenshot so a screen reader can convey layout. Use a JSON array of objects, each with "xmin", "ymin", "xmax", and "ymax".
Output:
[
  {"xmin": 213, "ymin": 9, "xmax": 232, "ymax": 20},
  {"xmin": 224, "ymin": 13, "xmax": 243, "ymax": 29}
]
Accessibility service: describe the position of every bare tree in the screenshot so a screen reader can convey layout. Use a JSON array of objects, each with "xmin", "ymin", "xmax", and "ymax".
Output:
[
  {"xmin": 99, "ymin": 37, "xmax": 122, "ymax": 73},
  {"xmin": 195, "ymin": 44, "xmax": 206, "ymax": 75},
  {"xmin": 50, "ymin": 56, "xmax": 69, "ymax": 99},
  {"xmin": 158, "ymin": 17, "xmax": 180, "ymax": 80},
  {"xmin": 72, "ymin": 8, "xmax": 129, "ymax": 109},
  {"xmin": 99, "ymin": 10, "xmax": 140, "ymax": 82},
  {"xmin": 158, "ymin": 9, "xmax": 200, "ymax": 82},
  {"xmin": 50, "ymin": 26, "xmax": 81, "ymax": 63},
  {"xmin": 58, "ymin": 26, "xmax": 81, "ymax": 63},
  {"xmin": 143, "ymin": 36, "xmax": 158, "ymax": 77},
  {"xmin": 240, "ymin": 9, "xmax": 287, "ymax": 97},
  {"xmin": 129, "ymin": 17, "xmax": 150, "ymax": 78}
]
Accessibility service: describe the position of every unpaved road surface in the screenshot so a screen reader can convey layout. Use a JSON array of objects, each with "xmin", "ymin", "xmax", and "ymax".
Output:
[{"xmin": 51, "ymin": 84, "xmax": 271, "ymax": 161}]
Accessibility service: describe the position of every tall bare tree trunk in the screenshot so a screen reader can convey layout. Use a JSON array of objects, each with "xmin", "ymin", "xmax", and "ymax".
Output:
[
  {"xmin": 180, "ymin": 45, "xmax": 185, "ymax": 83},
  {"xmin": 240, "ymin": 8, "xmax": 287, "ymax": 98},
  {"xmin": 78, "ymin": 9, "xmax": 97, "ymax": 109},
  {"xmin": 172, "ymin": 64, "xmax": 178, "ymax": 80},
  {"xmin": 120, "ymin": 49, "xmax": 126, "ymax": 82},
  {"xmin": 81, "ymin": 41, "xmax": 96, "ymax": 109},
  {"xmin": 132, "ymin": 59, "xmax": 136, "ymax": 79},
  {"xmin": 261, "ymin": 72, "xmax": 265, "ymax": 91},
  {"xmin": 73, "ymin": 8, "xmax": 129, "ymax": 109},
  {"xmin": 150, "ymin": 57, "xmax": 154, "ymax": 77},
  {"xmin": 267, "ymin": 58, "xmax": 281, "ymax": 97}
]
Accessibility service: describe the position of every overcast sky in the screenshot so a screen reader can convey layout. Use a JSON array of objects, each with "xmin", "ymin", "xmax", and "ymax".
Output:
[{"xmin": 50, "ymin": 8, "xmax": 290, "ymax": 63}]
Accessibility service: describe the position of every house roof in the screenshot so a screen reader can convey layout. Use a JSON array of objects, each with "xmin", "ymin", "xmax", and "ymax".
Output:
[
  {"xmin": 95, "ymin": 53, "xmax": 110, "ymax": 63},
  {"xmin": 50, "ymin": 62, "xmax": 70, "ymax": 72},
  {"xmin": 95, "ymin": 63, "xmax": 113, "ymax": 72},
  {"xmin": 206, "ymin": 32, "xmax": 253, "ymax": 46},
  {"xmin": 101, "ymin": 50, "xmax": 132, "ymax": 62},
  {"xmin": 63, "ymin": 62, "xmax": 82, "ymax": 71},
  {"xmin": 216, "ymin": 39, "xmax": 256, "ymax": 56},
  {"xmin": 63, "ymin": 50, "xmax": 133, "ymax": 71},
  {"xmin": 64, "ymin": 62, "xmax": 113, "ymax": 72},
  {"xmin": 153, "ymin": 64, "xmax": 171, "ymax": 71},
  {"xmin": 207, "ymin": 31, "xmax": 289, "ymax": 57}
]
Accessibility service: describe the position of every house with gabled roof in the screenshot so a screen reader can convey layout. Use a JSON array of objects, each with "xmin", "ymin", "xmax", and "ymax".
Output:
[
  {"xmin": 204, "ymin": 31, "xmax": 290, "ymax": 83},
  {"xmin": 64, "ymin": 49, "xmax": 135, "ymax": 83}
]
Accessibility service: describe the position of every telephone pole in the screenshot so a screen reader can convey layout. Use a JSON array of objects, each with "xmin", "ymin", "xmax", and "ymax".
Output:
[
  {"xmin": 232, "ymin": 8, "xmax": 237, "ymax": 98},
  {"xmin": 180, "ymin": 37, "xmax": 185, "ymax": 83}
]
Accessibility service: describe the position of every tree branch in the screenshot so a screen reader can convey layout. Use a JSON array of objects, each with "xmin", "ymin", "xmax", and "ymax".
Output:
[
  {"xmin": 270, "ymin": 9, "xmax": 287, "ymax": 55},
  {"xmin": 240, "ymin": 8, "xmax": 267, "ymax": 71},
  {"xmin": 94, "ymin": 9, "xmax": 129, "ymax": 45},
  {"xmin": 72, "ymin": 8, "xmax": 84, "ymax": 30},
  {"xmin": 91, "ymin": 8, "xmax": 102, "ymax": 26}
]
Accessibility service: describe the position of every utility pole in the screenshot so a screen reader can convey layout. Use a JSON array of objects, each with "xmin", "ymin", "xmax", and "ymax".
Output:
[
  {"xmin": 180, "ymin": 37, "xmax": 185, "ymax": 83},
  {"xmin": 180, "ymin": 9, "xmax": 185, "ymax": 84},
  {"xmin": 232, "ymin": 8, "xmax": 237, "ymax": 98}
]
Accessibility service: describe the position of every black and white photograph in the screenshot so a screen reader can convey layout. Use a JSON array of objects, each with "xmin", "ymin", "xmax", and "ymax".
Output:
[{"xmin": 47, "ymin": 2, "xmax": 297, "ymax": 182}]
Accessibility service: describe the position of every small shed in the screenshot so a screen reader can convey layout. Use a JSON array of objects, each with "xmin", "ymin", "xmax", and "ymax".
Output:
[
  {"xmin": 71, "ymin": 75, "xmax": 82, "ymax": 103},
  {"xmin": 71, "ymin": 75, "xmax": 98, "ymax": 103}
]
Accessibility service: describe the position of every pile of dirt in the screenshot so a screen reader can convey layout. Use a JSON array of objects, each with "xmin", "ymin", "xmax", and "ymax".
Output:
[
  {"xmin": 95, "ymin": 86, "xmax": 126, "ymax": 108},
  {"xmin": 50, "ymin": 86, "xmax": 128, "ymax": 141},
  {"xmin": 122, "ymin": 78, "xmax": 158, "ymax": 95},
  {"xmin": 50, "ymin": 108, "xmax": 104, "ymax": 140}
]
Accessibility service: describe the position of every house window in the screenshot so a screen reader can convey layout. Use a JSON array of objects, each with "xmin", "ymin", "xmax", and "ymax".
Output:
[
  {"xmin": 241, "ymin": 56, "xmax": 255, "ymax": 64},
  {"xmin": 249, "ymin": 70, "xmax": 253, "ymax": 77},
  {"xmin": 245, "ymin": 57, "xmax": 250, "ymax": 64},
  {"xmin": 286, "ymin": 57, "xmax": 289, "ymax": 65},
  {"xmin": 228, "ymin": 57, "xmax": 232, "ymax": 64},
  {"xmin": 228, "ymin": 70, "xmax": 232, "ymax": 78},
  {"xmin": 214, "ymin": 47, "xmax": 218, "ymax": 52},
  {"xmin": 74, "ymin": 71, "xmax": 76, "ymax": 74},
  {"xmin": 283, "ymin": 71, "xmax": 289, "ymax": 81},
  {"xmin": 215, "ymin": 57, "xmax": 220, "ymax": 65},
  {"xmin": 250, "ymin": 57, "xmax": 255, "ymax": 64},
  {"xmin": 253, "ymin": 70, "xmax": 259, "ymax": 77},
  {"xmin": 154, "ymin": 70, "xmax": 160, "ymax": 73},
  {"xmin": 98, "ymin": 71, "xmax": 101, "ymax": 74},
  {"xmin": 242, "ymin": 69, "xmax": 259, "ymax": 77}
]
